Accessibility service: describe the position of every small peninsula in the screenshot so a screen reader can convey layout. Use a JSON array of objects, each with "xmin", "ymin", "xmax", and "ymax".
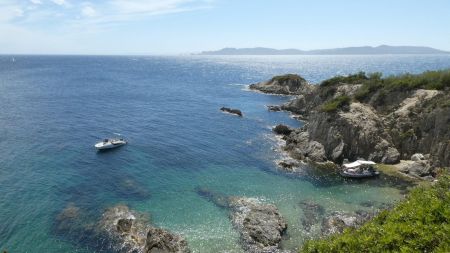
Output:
[{"xmin": 199, "ymin": 45, "xmax": 450, "ymax": 55}]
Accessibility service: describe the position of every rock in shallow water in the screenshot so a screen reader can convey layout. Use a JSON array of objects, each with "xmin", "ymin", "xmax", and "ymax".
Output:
[
  {"xmin": 54, "ymin": 203, "xmax": 190, "ymax": 253},
  {"xmin": 321, "ymin": 211, "xmax": 373, "ymax": 236},
  {"xmin": 196, "ymin": 188, "xmax": 289, "ymax": 253},
  {"xmin": 220, "ymin": 107, "xmax": 243, "ymax": 117}
]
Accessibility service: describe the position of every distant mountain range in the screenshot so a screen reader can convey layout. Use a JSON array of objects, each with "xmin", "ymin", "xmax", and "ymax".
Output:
[{"xmin": 198, "ymin": 45, "xmax": 449, "ymax": 55}]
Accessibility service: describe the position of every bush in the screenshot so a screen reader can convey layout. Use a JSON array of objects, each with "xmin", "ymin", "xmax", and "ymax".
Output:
[
  {"xmin": 321, "ymin": 96, "xmax": 351, "ymax": 112},
  {"xmin": 271, "ymin": 74, "xmax": 305, "ymax": 83},
  {"xmin": 301, "ymin": 174, "xmax": 450, "ymax": 253},
  {"xmin": 320, "ymin": 72, "xmax": 369, "ymax": 87}
]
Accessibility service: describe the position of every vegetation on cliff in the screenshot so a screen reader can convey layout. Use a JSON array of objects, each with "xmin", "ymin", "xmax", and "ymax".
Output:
[
  {"xmin": 320, "ymin": 95, "xmax": 351, "ymax": 112},
  {"xmin": 301, "ymin": 174, "xmax": 450, "ymax": 253},
  {"xmin": 271, "ymin": 73, "xmax": 306, "ymax": 83}
]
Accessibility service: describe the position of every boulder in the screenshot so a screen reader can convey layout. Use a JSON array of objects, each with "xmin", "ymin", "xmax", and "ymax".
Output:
[
  {"xmin": 145, "ymin": 227, "xmax": 190, "ymax": 253},
  {"xmin": 381, "ymin": 147, "xmax": 400, "ymax": 164},
  {"xmin": 398, "ymin": 160, "xmax": 434, "ymax": 178},
  {"xmin": 273, "ymin": 124, "xmax": 292, "ymax": 135},
  {"xmin": 267, "ymin": 105, "xmax": 282, "ymax": 112},
  {"xmin": 321, "ymin": 211, "xmax": 373, "ymax": 236},
  {"xmin": 100, "ymin": 205, "xmax": 190, "ymax": 253},
  {"xmin": 228, "ymin": 197, "xmax": 287, "ymax": 253},
  {"xmin": 220, "ymin": 107, "xmax": 243, "ymax": 117},
  {"xmin": 196, "ymin": 189, "xmax": 287, "ymax": 253}
]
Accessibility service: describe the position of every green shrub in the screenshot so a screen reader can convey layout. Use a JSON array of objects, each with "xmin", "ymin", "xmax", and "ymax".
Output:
[
  {"xmin": 301, "ymin": 174, "xmax": 450, "ymax": 253},
  {"xmin": 271, "ymin": 74, "xmax": 305, "ymax": 83},
  {"xmin": 320, "ymin": 71, "xmax": 368, "ymax": 87},
  {"xmin": 321, "ymin": 95, "xmax": 351, "ymax": 112}
]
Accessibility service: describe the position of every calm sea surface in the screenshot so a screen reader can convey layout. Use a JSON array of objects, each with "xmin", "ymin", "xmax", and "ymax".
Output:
[{"xmin": 1, "ymin": 55, "xmax": 449, "ymax": 252}]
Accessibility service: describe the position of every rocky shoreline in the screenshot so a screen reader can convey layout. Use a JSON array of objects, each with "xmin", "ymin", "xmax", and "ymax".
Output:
[
  {"xmin": 55, "ymin": 203, "xmax": 190, "ymax": 253},
  {"xmin": 250, "ymin": 72, "xmax": 450, "ymax": 180}
]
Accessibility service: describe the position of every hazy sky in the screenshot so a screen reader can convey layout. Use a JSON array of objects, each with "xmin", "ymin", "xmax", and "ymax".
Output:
[{"xmin": 1, "ymin": 0, "xmax": 449, "ymax": 54}]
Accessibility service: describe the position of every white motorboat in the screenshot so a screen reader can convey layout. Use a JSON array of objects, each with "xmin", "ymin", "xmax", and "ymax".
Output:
[
  {"xmin": 340, "ymin": 160, "xmax": 379, "ymax": 178},
  {"xmin": 94, "ymin": 138, "xmax": 127, "ymax": 150}
]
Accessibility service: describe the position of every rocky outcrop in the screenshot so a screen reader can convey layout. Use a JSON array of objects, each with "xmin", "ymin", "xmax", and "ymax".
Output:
[
  {"xmin": 195, "ymin": 188, "xmax": 288, "ymax": 253},
  {"xmin": 145, "ymin": 227, "xmax": 190, "ymax": 253},
  {"xmin": 99, "ymin": 205, "xmax": 190, "ymax": 253},
  {"xmin": 220, "ymin": 107, "xmax": 243, "ymax": 117},
  {"xmin": 250, "ymin": 74, "xmax": 316, "ymax": 95},
  {"xmin": 267, "ymin": 105, "xmax": 282, "ymax": 111},
  {"xmin": 55, "ymin": 204, "xmax": 190, "ymax": 253},
  {"xmin": 251, "ymin": 72, "xmax": 450, "ymax": 170},
  {"xmin": 396, "ymin": 159, "xmax": 435, "ymax": 179},
  {"xmin": 272, "ymin": 124, "xmax": 292, "ymax": 135}
]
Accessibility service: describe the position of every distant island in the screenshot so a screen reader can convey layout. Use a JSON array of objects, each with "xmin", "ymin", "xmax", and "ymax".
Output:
[{"xmin": 198, "ymin": 45, "xmax": 450, "ymax": 55}]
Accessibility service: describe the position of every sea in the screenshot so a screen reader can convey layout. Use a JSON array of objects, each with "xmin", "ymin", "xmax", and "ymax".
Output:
[{"xmin": 1, "ymin": 54, "xmax": 449, "ymax": 252}]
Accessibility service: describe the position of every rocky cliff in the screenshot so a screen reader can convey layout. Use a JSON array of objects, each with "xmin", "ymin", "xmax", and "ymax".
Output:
[{"xmin": 252, "ymin": 71, "xmax": 450, "ymax": 174}]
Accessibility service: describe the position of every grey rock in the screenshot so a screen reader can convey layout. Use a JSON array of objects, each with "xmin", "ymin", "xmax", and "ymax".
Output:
[
  {"xmin": 228, "ymin": 197, "xmax": 288, "ymax": 253},
  {"xmin": 145, "ymin": 227, "xmax": 190, "ymax": 253},
  {"xmin": 399, "ymin": 160, "xmax": 434, "ymax": 178},
  {"xmin": 273, "ymin": 124, "xmax": 292, "ymax": 135},
  {"xmin": 381, "ymin": 147, "xmax": 400, "ymax": 164},
  {"xmin": 322, "ymin": 211, "xmax": 373, "ymax": 236},
  {"xmin": 196, "ymin": 189, "xmax": 288, "ymax": 253},
  {"xmin": 267, "ymin": 105, "xmax": 282, "ymax": 112},
  {"xmin": 100, "ymin": 205, "xmax": 190, "ymax": 253},
  {"xmin": 220, "ymin": 107, "xmax": 243, "ymax": 117}
]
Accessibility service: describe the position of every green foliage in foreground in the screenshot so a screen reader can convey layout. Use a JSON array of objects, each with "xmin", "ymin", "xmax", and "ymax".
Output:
[
  {"xmin": 320, "ymin": 95, "xmax": 351, "ymax": 112},
  {"xmin": 271, "ymin": 74, "xmax": 306, "ymax": 83},
  {"xmin": 301, "ymin": 174, "xmax": 450, "ymax": 253}
]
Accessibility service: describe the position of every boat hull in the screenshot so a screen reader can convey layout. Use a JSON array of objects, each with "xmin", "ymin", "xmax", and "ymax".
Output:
[
  {"xmin": 94, "ymin": 141, "xmax": 127, "ymax": 150},
  {"xmin": 340, "ymin": 171, "xmax": 380, "ymax": 178}
]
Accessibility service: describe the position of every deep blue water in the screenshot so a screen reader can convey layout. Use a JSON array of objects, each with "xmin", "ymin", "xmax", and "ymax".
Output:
[{"xmin": 1, "ymin": 55, "xmax": 449, "ymax": 252}]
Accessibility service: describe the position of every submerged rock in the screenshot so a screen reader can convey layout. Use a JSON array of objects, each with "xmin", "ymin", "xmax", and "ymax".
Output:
[
  {"xmin": 321, "ymin": 211, "xmax": 373, "ymax": 236},
  {"xmin": 220, "ymin": 107, "xmax": 243, "ymax": 117},
  {"xmin": 299, "ymin": 200, "xmax": 325, "ymax": 232},
  {"xmin": 55, "ymin": 204, "xmax": 189, "ymax": 253},
  {"xmin": 145, "ymin": 227, "xmax": 190, "ymax": 253},
  {"xmin": 99, "ymin": 205, "xmax": 190, "ymax": 253},
  {"xmin": 196, "ymin": 189, "xmax": 288, "ymax": 253},
  {"xmin": 267, "ymin": 105, "xmax": 282, "ymax": 112}
]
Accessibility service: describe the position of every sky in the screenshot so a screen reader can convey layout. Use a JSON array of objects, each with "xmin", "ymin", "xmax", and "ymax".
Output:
[{"xmin": 0, "ymin": 0, "xmax": 449, "ymax": 54}]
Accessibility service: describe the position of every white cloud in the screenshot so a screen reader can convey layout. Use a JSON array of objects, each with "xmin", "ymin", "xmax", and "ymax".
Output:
[
  {"xmin": 30, "ymin": 0, "xmax": 42, "ymax": 4},
  {"xmin": 81, "ymin": 5, "xmax": 96, "ymax": 17},
  {"xmin": 51, "ymin": 0, "xmax": 68, "ymax": 6}
]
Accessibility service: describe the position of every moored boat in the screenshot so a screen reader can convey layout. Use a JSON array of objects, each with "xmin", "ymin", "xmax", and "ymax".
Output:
[
  {"xmin": 94, "ymin": 138, "xmax": 127, "ymax": 150},
  {"xmin": 340, "ymin": 160, "xmax": 379, "ymax": 178}
]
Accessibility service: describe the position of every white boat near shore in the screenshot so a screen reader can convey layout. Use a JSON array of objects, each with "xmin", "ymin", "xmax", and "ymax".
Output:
[
  {"xmin": 94, "ymin": 138, "xmax": 127, "ymax": 150},
  {"xmin": 340, "ymin": 160, "xmax": 379, "ymax": 178}
]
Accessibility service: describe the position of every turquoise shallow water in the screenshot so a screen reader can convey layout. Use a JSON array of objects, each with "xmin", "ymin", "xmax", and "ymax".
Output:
[{"xmin": 1, "ymin": 55, "xmax": 450, "ymax": 252}]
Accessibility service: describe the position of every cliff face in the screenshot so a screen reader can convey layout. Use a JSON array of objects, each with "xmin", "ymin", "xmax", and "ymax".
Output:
[{"xmin": 253, "ymin": 72, "xmax": 450, "ymax": 168}]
